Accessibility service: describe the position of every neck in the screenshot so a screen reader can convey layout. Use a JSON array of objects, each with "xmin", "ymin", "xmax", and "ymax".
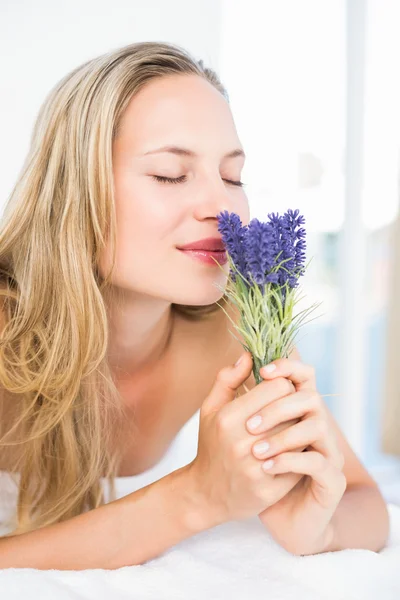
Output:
[{"xmin": 104, "ymin": 286, "xmax": 175, "ymax": 377}]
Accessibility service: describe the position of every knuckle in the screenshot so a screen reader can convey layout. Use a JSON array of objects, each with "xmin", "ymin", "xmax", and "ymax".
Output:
[
  {"xmin": 216, "ymin": 367, "xmax": 231, "ymax": 385},
  {"xmin": 230, "ymin": 439, "xmax": 248, "ymax": 460},
  {"xmin": 287, "ymin": 380, "xmax": 296, "ymax": 395},
  {"xmin": 286, "ymin": 376, "xmax": 296, "ymax": 393},
  {"xmin": 215, "ymin": 409, "xmax": 233, "ymax": 433},
  {"xmin": 274, "ymin": 377, "xmax": 293, "ymax": 398}
]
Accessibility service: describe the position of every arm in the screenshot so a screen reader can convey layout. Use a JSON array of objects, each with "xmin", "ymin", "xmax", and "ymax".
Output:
[
  {"xmin": 326, "ymin": 483, "xmax": 389, "ymax": 552},
  {"xmin": 289, "ymin": 346, "xmax": 390, "ymax": 552},
  {"xmin": 320, "ymin": 400, "xmax": 389, "ymax": 552},
  {"xmin": 0, "ymin": 464, "xmax": 210, "ymax": 570}
]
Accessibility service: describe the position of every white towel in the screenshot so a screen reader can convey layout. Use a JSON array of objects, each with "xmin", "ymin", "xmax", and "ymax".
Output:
[
  {"xmin": 0, "ymin": 504, "xmax": 399, "ymax": 600},
  {"xmin": 0, "ymin": 409, "xmax": 399, "ymax": 599}
]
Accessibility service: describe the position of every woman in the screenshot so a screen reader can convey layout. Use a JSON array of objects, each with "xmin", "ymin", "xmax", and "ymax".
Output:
[{"xmin": 0, "ymin": 41, "xmax": 389, "ymax": 570}]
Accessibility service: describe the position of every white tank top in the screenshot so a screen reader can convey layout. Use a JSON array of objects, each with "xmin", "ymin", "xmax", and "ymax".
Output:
[{"xmin": 0, "ymin": 409, "xmax": 200, "ymax": 536}]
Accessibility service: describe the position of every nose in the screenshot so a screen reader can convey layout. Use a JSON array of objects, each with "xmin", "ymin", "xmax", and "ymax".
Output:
[{"xmin": 192, "ymin": 176, "xmax": 236, "ymax": 222}]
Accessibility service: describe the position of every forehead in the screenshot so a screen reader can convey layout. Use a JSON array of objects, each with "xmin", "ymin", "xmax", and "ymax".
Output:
[{"xmin": 115, "ymin": 74, "xmax": 241, "ymax": 153}]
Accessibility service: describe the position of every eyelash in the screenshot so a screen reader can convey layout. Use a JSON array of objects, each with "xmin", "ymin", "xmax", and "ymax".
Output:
[{"xmin": 151, "ymin": 175, "xmax": 244, "ymax": 187}]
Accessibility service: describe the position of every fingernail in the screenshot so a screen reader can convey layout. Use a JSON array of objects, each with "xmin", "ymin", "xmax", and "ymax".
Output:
[
  {"xmin": 262, "ymin": 363, "xmax": 277, "ymax": 374},
  {"xmin": 235, "ymin": 355, "xmax": 243, "ymax": 367},
  {"xmin": 262, "ymin": 459, "xmax": 274, "ymax": 471},
  {"xmin": 254, "ymin": 441, "xmax": 270, "ymax": 455},
  {"xmin": 247, "ymin": 415, "xmax": 262, "ymax": 431}
]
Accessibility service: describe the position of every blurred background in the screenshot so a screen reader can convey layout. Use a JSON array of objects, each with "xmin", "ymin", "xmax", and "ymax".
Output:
[{"xmin": 1, "ymin": 0, "xmax": 400, "ymax": 502}]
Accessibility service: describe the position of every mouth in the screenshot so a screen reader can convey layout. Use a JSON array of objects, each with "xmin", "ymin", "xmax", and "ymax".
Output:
[{"xmin": 177, "ymin": 248, "xmax": 228, "ymax": 266}]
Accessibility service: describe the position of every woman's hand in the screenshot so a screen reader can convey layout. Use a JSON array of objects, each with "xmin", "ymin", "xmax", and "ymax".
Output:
[
  {"xmin": 186, "ymin": 352, "xmax": 309, "ymax": 528},
  {"xmin": 247, "ymin": 358, "xmax": 346, "ymax": 555}
]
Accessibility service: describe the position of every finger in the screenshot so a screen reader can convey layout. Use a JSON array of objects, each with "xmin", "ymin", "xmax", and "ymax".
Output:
[
  {"xmin": 251, "ymin": 417, "xmax": 339, "ymax": 464},
  {"xmin": 262, "ymin": 472, "xmax": 304, "ymax": 503},
  {"xmin": 245, "ymin": 390, "xmax": 320, "ymax": 435},
  {"xmin": 261, "ymin": 451, "xmax": 347, "ymax": 499},
  {"xmin": 311, "ymin": 437, "xmax": 345, "ymax": 471},
  {"xmin": 260, "ymin": 358, "xmax": 316, "ymax": 391},
  {"xmin": 232, "ymin": 376, "xmax": 295, "ymax": 420},
  {"xmin": 202, "ymin": 351, "xmax": 253, "ymax": 413}
]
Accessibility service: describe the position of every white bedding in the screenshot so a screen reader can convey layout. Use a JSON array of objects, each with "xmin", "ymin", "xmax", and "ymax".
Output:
[
  {"xmin": 0, "ymin": 503, "xmax": 399, "ymax": 600},
  {"xmin": 0, "ymin": 409, "xmax": 399, "ymax": 599}
]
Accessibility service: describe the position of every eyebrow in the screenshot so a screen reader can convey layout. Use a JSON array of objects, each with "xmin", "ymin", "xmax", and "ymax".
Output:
[{"xmin": 142, "ymin": 145, "xmax": 246, "ymax": 160}]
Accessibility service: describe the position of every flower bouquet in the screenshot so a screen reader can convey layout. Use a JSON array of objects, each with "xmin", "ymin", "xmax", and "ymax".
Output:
[{"xmin": 216, "ymin": 209, "xmax": 321, "ymax": 386}]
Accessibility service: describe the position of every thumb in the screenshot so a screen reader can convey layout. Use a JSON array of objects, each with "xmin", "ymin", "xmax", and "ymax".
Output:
[{"xmin": 202, "ymin": 351, "xmax": 253, "ymax": 414}]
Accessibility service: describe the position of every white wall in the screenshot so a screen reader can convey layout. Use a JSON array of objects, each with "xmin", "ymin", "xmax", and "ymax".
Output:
[{"xmin": 0, "ymin": 0, "xmax": 222, "ymax": 208}]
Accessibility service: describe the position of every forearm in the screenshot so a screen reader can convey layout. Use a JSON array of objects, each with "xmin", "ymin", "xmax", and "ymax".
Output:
[
  {"xmin": 0, "ymin": 464, "xmax": 210, "ymax": 570},
  {"xmin": 325, "ymin": 484, "xmax": 390, "ymax": 552}
]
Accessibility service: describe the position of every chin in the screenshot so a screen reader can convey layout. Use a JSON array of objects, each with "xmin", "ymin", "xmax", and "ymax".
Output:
[{"xmin": 170, "ymin": 281, "xmax": 226, "ymax": 307}]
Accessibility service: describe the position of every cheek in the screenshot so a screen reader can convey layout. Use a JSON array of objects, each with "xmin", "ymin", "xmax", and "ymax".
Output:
[{"xmin": 114, "ymin": 175, "xmax": 184, "ymax": 252}]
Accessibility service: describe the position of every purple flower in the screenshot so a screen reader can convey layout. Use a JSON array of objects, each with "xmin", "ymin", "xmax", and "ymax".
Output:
[
  {"xmin": 244, "ymin": 219, "xmax": 280, "ymax": 285},
  {"xmin": 217, "ymin": 210, "xmax": 248, "ymax": 280},
  {"xmin": 271, "ymin": 209, "xmax": 307, "ymax": 287},
  {"xmin": 217, "ymin": 208, "xmax": 307, "ymax": 290}
]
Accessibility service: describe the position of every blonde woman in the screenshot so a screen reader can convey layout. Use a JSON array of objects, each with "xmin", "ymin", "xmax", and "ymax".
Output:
[{"xmin": 0, "ymin": 42, "xmax": 389, "ymax": 570}]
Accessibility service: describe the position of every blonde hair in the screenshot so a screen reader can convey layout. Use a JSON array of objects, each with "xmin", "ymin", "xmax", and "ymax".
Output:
[{"xmin": 0, "ymin": 41, "xmax": 228, "ymax": 535}]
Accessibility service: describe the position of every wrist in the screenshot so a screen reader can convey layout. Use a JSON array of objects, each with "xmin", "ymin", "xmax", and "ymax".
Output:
[
  {"xmin": 171, "ymin": 463, "xmax": 221, "ymax": 534},
  {"xmin": 321, "ymin": 521, "xmax": 338, "ymax": 553},
  {"xmin": 288, "ymin": 522, "xmax": 337, "ymax": 556},
  {"xmin": 177, "ymin": 462, "xmax": 223, "ymax": 533}
]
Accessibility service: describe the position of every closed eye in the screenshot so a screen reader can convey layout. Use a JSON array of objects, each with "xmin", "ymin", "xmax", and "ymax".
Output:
[
  {"xmin": 223, "ymin": 178, "xmax": 244, "ymax": 187},
  {"xmin": 151, "ymin": 175, "xmax": 187, "ymax": 184},
  {"xmin": 151, "ymin": 175, "xmax": 245, "ymax": 187}
]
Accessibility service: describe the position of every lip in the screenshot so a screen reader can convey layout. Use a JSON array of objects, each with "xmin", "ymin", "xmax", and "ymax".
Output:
[
  {"xmin": 177, "ymin": 237, "xmax": 226, "ymax": 252},
  {"xmin": 178, "ymin": 248, "xmax": 228, "ymax": 266}
]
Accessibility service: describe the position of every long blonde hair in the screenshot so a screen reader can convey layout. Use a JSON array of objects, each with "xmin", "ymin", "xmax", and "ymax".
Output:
[{"xmin": 0, "ymin": 41, "xmax": 227, "ymax": 535}]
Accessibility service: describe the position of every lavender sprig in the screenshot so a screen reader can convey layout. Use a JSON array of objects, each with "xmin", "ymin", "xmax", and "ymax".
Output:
[
  {"xmin": 216, "ymin": 211, "xmax": 248, "ymax": 281},
  {"xmin": 216, "ymin": 209, "xmax": 321, "ymax": 384}
]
